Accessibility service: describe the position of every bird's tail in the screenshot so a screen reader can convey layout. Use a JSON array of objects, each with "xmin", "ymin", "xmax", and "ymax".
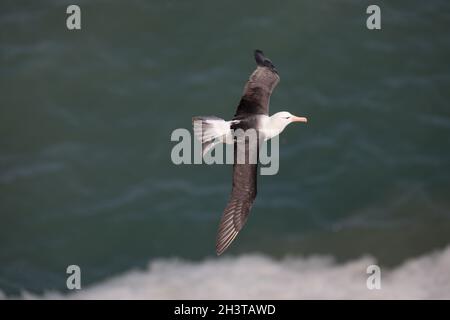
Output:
[{"xmin": 192, "ymin": 116, "xmax": 231, "ymax": 156}]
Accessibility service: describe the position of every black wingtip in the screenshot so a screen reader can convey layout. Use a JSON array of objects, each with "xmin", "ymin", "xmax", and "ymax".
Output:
[
  {"xmin": 254, "ymin": 49, "xmax": 277, "ymax": 73},
  {"xmin": 254, "ymin": 49, "xmax": 265, "ymax": 66}
]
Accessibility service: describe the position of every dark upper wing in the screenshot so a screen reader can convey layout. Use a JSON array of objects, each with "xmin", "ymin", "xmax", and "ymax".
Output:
[
  {"xmin": 234, "ymin": 50, "xmax": 280, "ymax": 118},
  {"xmin": 216, "ymin": 135, "xmax": 259, "ymax": 255},
  {"xmin": 216, "ymin": 162, "xmax": 257, "ymax": 255}
]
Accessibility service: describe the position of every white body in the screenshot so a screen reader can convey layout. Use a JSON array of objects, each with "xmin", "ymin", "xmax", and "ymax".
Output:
[{"xmin": 193, "ymin": 112, "xmax": 307, "ymax": 155}]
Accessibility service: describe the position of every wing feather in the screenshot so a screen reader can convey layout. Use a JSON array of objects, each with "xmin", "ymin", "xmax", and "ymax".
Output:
[
  {"xmin": 234, "ymin": 50, "xmax": 280, "ymax": 117},
  {"xmin": 216, "ymin": 140, "xmax": 258, "ymax": 255}
]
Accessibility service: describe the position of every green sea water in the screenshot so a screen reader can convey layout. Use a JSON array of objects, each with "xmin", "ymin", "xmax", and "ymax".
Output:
[{"xmin": 1, "ymin": 0, "xmax": 450, "ymax": 296}]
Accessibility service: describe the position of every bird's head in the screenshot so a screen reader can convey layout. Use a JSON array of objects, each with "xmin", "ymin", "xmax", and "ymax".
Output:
[{"xmin": 271, "ymin": 111, "xmax": 308, "ymax": 132}]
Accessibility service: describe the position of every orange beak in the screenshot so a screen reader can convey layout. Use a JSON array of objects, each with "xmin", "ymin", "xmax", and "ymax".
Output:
[{"xmin": 291, "ymin": 116, "xmax": 308, "ymax": 123}]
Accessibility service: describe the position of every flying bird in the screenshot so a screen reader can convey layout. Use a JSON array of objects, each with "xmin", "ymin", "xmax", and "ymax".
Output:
[{"xmin": 192, "ymin": 50, "xmax": 308, "ymax": 255}]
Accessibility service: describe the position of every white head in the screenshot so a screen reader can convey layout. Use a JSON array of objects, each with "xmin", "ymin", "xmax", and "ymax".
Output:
[{"xmin": 269, "ymin": 111, "xmax": 308, "ymax": 135}]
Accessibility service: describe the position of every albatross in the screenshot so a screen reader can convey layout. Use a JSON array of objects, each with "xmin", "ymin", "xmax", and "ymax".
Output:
[{"xmin": 192, "ymin": 50, "xmax": 308, "ymax": 255}]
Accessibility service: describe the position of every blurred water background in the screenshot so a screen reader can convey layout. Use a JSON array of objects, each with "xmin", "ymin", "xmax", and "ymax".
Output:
[{"xmin": 1, "ymin": 0, "xmax": 450, "ymax": 298}]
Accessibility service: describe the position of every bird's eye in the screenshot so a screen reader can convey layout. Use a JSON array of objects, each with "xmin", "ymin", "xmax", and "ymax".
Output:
[{"xmin": 285, "ymin": 117, "xmax": 290, "ymax": 119}]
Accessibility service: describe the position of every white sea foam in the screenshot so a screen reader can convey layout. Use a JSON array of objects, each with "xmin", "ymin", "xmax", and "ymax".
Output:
[{"xmin": 5, "ymin": 246, "xmax": 450, "ymax": 300}]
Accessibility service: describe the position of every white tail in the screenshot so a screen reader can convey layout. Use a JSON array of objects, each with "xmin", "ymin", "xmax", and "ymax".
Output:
[{"xmin": 192, "ymin": 116, "xmax": 232, "ymax": 156}]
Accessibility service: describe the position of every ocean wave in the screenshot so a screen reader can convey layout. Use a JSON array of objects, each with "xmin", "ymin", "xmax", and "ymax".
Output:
[
  {"xmin": 0, "ymin": 162, "xmax": 66, "ymax": 184},
  {"xmin": 5, "ymin": 245, "xmax": 450, "ymax": 300}
]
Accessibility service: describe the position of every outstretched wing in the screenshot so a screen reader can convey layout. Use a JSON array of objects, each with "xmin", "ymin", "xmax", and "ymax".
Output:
[
  {"xmin": 216, "ymin": 137, "xmax": 258, "ymax": 255},
  {"xmin": 234, "ymin": 50, "xmax": 280, "ymax": 117}
]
